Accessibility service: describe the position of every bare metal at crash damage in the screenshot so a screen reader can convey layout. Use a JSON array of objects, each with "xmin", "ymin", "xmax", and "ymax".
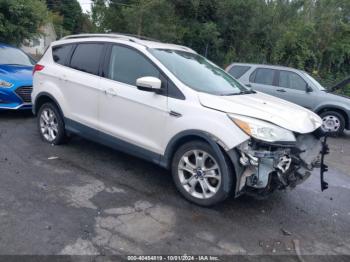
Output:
[{"xmin": 235, "ymin": 133, "xmax": 329, "ymax": 197}]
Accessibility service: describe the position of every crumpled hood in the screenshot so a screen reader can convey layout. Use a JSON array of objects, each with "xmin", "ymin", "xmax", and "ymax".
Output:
[
  {"xmin": 0, "ymin": 64, "xmax": 33, "ymax": 83},
  {"xmin": 198, "ymin": 92, "xmax": 322, "ymax": 134}
]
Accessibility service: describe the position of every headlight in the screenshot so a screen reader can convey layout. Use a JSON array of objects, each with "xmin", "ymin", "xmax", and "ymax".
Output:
[
  {"xmin": 229, "ymin": 114, "xmax": 296, "ymax": 143},
  {"xmin": 0, "ymin": 79, "xmax": 13, "ymax": 88}
]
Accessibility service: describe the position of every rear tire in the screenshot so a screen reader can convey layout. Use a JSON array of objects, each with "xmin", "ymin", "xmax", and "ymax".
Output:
[
  {"xmin": 37, "ymin": 102, "xmax": 66, "ymax": 145},
  {"xmin": 171, "ymin": 140, "xmax": 234, "ymax": 206},
  {"xmin": 319, "ymin": 111, "xmax": 345, "ymax": 137}
]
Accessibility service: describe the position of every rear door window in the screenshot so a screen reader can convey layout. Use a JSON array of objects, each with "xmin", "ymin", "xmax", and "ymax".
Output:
[
  {"xmin": 52, "ymin": 44, "xmax": 74, "ymax": 66},
  {"xmin": 252, "ymin": 68, "xmax": 276, "ymax": 85},
  {"xmin": 69, "ymin": 43, "xmax": 104, "ymax": 75},
  {"xmin": 228, "ymin": 65, "xmax": 251, "ymax": 79},
  {"xmin": 278, "ymin": 71, "xmax": 307, "ymax": 91},
  {"xmin": 107, "ymin": 45, "xmax": 160, "ymax": 86}
]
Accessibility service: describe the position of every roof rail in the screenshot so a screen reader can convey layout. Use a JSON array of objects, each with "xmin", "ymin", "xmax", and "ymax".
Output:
[
  {"xmin": 61, "ymin": 33, "xmax": 162, "ymax": 44},
  {"xmin": 60, "ymin": 33, "xmax": 194, "ymax": 53},
  {"xmin": 61, "ymin": 33, "xmax": 137, "ymax": 41},
  {"xmin": 110, "ymin": 33, "xmax": 162, "ymax": 42}
]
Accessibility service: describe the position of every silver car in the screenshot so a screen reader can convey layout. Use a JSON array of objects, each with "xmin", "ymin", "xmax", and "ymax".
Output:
[{"xmin": 226, "ymin": 63, "xmax": 350, "ymax": 136}]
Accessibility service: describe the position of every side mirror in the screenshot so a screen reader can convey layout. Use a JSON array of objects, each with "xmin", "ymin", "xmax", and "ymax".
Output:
[
  {"xmin": 136, "ymin": 76, "xmax": 162, "ymax": 93},
  {"xmin": 306, "ymin": 85, "xmax": 313, "ymax": 93}
]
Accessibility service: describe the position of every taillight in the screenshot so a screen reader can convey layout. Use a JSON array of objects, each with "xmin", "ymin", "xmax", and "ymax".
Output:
[{"xmin": 33, "ymin": 64, "xmax": 45, "ymax": 75}]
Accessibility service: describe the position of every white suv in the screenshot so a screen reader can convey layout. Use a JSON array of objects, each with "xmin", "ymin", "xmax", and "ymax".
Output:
[{"xmin": 32, "ymin": 34, "xmax": 328, "ymax": 206}]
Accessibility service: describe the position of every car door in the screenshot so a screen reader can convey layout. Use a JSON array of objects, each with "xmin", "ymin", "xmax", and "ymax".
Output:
[
  {"xmin": 275, "ymin": 70, "xmax": 316, "ymax": 109},
  {"xmin": 98, "ymin": 44, "xmax": 168, "ymax": 155},
  {"xmin": 248, "ymin": 68, "xmax": 278, "ymax": 96},
  {"xmin": 61, "ymin": 42, "xmax": 105, "ymax": 129}
]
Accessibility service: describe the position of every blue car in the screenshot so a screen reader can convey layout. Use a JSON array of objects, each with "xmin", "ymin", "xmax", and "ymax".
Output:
[{"xmin": 0, "ymin": 43, "xmax": 35, "ymax": 110}]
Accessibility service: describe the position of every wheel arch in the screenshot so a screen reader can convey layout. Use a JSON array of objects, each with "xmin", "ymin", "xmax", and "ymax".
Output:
[
  {"xmin": 33, "ymin": 92, "xmax": 64, "ymax": 118},
  {"xmin": 160, "ymin": 130, "xmax": 240, "ymax": 193}
]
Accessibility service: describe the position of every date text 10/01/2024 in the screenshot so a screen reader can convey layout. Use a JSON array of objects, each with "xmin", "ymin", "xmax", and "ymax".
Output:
[{"xmin": 127, "ymin": 255, "xmax": 220, "ymax": 261}]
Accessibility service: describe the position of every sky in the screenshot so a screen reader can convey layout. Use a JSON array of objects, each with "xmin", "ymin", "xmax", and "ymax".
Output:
[{"xmin": 78, "ymin": 0, "xmax": 92, "ymax": 13}]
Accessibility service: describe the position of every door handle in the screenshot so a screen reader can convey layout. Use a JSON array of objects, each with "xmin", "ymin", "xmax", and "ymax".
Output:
[
  {"xmin": 105, "ymin": 88, "xmax": 118, "ymax": 96},
  {"xmin": 276, "ymin": 89, "xmax": 286, "ymax": 92},
  {"xmin": 245, "ymin": 83, "xmax": 252, "ymax": 87}
]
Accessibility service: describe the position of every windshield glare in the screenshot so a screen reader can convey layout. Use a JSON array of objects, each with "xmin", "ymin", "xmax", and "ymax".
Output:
[
  {"xmin": 302, "ymin": 72, "xmax": 325, "ymax": 90},
  {"xmin": 0, "ymin": 46, "xmax": 34, "ymax": 66},
  {"xmin": 149, "ymin": 49, "xmax": 248, "ymax": 95}
]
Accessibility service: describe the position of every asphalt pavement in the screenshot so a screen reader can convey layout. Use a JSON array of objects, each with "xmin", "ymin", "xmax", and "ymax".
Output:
[{"xmin": 0, "ymin": 111, "xmax": 349, "ymax": 258}]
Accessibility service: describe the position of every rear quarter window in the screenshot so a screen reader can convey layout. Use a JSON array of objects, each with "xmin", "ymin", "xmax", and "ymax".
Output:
[
  {"xmin": 52, "ymin": 44, "xmax": 73, "ymax": 65},
  {"xmin": 228, "ymin": 65, "xmax": 251, "ymax": 79}
]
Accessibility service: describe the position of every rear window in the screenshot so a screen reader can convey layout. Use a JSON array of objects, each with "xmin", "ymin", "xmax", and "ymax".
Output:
[
  {"xmin": 70, "ymin": 43, "xmax": 104, "ymax": 75},
  {"xmin": 228, "ymin": 65, "xmax": 251, "ymax": 79},
  {"xmin": 52, "ymin": 44, "xmax": 73, "ymax": 65},
  {"xmin": 251, "ymin": 68, "xmax": 276, "ymax": 85}
]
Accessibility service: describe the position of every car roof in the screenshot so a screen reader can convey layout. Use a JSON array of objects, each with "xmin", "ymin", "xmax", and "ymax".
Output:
[
  {"xmin": 54, "ymin": 33, "xmax": 196, "ymax": 53},
  {"xmin": 228, "ymin": 62, "xmax": 302, "ymax": 72}
]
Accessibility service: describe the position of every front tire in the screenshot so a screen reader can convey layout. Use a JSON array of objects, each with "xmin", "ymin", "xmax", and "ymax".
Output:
[
  {"xmin": 171, "ymin": 141, "xmax": 234, "ymax": 206},
  {"xmin": 319, "ymin": 111, "xmax": 345, "ymax": 137},
  {"xmin": 37, "ymin": 102, "xmax": 66, "ymax": 145}
]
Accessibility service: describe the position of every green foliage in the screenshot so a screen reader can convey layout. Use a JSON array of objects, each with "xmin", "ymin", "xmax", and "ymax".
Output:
[
  {"xmin": 89, "ymin": 0, "xmax": 349, "ymax": 93},
  {"xmin": 46, "ymin": 0, "xmax": 88, "ymax": 36},
  {"xmin": 0, "ymin": 0, "xmax": 48, "ymax": 46}
]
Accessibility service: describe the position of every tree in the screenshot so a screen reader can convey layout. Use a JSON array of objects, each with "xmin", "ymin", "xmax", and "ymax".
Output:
[
  {"xmin": 90, "ymin": 0, "xmax": 349, "ymax": 92},
  {"xmin": 91, "ymin": 0, "xmax": 108, "ymax": 32},
  {"xmin": 0, "ymin": 0, "xmax": 48, "ymax": 46},
  {"xmin": 46, "ymin": 0, "xmax": 84, "ymax": 35}
]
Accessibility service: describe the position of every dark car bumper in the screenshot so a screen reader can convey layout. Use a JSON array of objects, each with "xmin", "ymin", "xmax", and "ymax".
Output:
[{"xmin": 0, "ymin": 85, "xmax": 32, "ymax": 110}]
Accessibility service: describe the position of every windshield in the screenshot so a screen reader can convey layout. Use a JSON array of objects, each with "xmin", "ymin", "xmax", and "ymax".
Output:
[
  {"xmin": 0, "ymin": 46, "xmax": 34, "ymax": 66},
  {"xmin": 302, "ymin": 71, "xmax": 325, "ymax": 90},
  {"xmin": 149, "ymin": 49, "xmax": 249, "ymax": 95}
]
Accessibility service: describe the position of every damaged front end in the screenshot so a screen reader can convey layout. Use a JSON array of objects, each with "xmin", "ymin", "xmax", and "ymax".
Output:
[{"xmin": 236, "ymin": 133, "xmax": 329, "ymax": 197}]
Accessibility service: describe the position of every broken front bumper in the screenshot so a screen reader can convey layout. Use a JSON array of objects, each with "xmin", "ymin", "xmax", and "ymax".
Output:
[{"xmin": 235, "ymin": 133, "xmax": 329, "ymax": 196}]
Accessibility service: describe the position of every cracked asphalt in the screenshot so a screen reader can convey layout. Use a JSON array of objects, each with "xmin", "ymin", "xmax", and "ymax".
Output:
[{"xmin": 0, "ymin": 111, "xmax": 349, "ymax": 257}]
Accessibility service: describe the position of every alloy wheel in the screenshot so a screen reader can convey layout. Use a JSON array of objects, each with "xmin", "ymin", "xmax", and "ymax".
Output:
[
  {"xmin": 178, "ymin": 149, "xmax": 221, "ymax": 199},
  {"xmin": 39, "ymin": 108, "xmax": 59, "ymax": 142}
]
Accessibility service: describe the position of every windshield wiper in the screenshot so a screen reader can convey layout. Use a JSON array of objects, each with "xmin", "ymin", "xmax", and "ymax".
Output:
[
  {"xmin": 240, "ymin": 89, "xmax": 256, "ymax": 94},
  {"xmin": 219, "ymin": 90, "xmax": 257, "ymax": 96},
  {"xmin": 219, "ymin": 92, "xmax": 241, "ymax": 96}
]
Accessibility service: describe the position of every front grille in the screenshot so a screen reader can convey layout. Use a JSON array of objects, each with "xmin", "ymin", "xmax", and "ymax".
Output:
[{"xmin": 15, "ymin": 86, "xmax": 33, "ymax": 103}]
